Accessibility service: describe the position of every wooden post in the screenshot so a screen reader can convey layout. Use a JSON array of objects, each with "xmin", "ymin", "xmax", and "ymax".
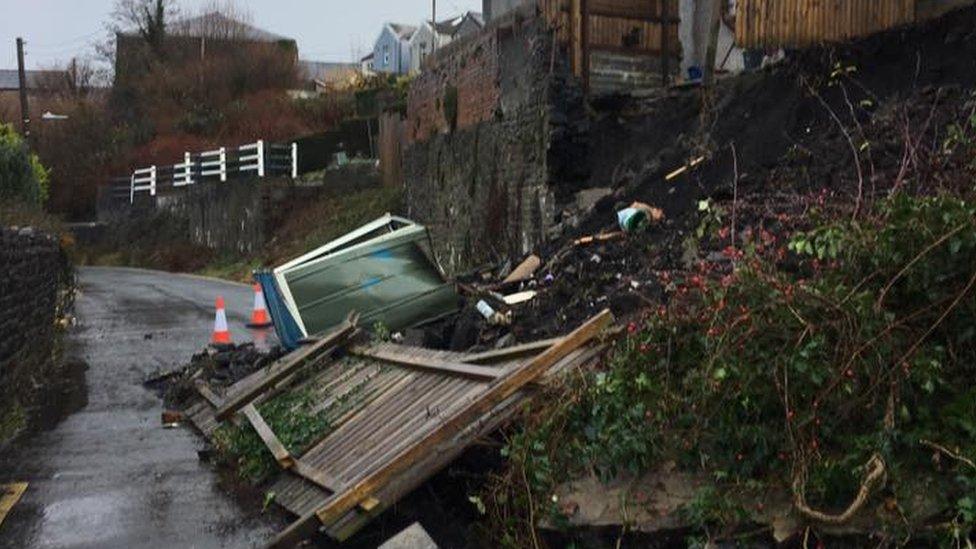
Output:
[
  {"xmin": 184, "ymin": 152, "xmax": 192, "ymax": 185},
  {"xmin": 702, "ymin": 0, "xmax": 723, "ymax": 87},
  {"xmin": 257, "ymin": 140, "xmax": 266, "ymax": 178},
  {"xmin": 129, "ymin": 173, "xmax": 136, "ymax": 204},
  {"xmin": 16, "ymin": 38, "xmax": 30, "ymax": 145},
  {"xmin": 581, "ymin": 0, "xmax": 590, "ymax": 93},
  {"xmin": 219, "ymin": 147, "xmax": 227, "ymax": 182},
  {"xmin": 291, "ymin": 142, "xmax": 298, "ymax": 179},
  {"xmin": 571, "ymin": 0, "xmax": 583, "ymax": 77},
  {"xmin": 149, "ymin": 165, "xmax": 157, "ymax": 196},
  {"xmin": 661, "ymin": 0, "xmax": 671, "ymax": 87}
]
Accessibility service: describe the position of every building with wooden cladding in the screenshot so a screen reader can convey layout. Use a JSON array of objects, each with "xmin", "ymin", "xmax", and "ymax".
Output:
[{"xmin": 482, "ymin": 0, "xmax": 975, "ymax": 94}]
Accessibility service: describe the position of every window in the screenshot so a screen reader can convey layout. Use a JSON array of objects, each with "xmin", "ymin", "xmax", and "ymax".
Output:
[{"xmin": 382, "ymin": 45, "xmax": 390, "ymax": 66}]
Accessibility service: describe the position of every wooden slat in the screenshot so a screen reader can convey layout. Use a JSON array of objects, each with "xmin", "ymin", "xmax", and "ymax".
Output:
[
  {"xmin": 215, "ymin": 320, "xmax": 356, "ymax": 421},
  {"xmin": 0, "ymin": 483, "xmax": 28, "ymax": 527},
  {"xmin": 242, "ymin": 404, "xmax": 294, "ymax": 469},
  {"xmin": 735, "ymin": 0, "xmax": 916, "ymax": 48},
  {"xmin": 267, "ymin": 310, "xmax": 614, "ymax": 548},
  {"xmin": 290, "ymin": 459, "xmax": 380, "ymax": 515},
  {"xmin": 463, "ymin": 338, "xmax": 560, "ymax": 364},
  {"xmin": 291, "ymin": 459, "xmax": 344, "ymax": 493},
  {"xmin": 349, "ymin": 345, "xmax": 502, "ymax": 381},
  {"xmin": 195, "ymin": 379, "xmax": 223, "ymax": 408}
]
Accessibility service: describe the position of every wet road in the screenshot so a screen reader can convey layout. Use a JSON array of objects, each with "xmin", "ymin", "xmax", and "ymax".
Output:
[{"xmin": 0, "ymin": 266, "xmax": 280, "ymax": 548}]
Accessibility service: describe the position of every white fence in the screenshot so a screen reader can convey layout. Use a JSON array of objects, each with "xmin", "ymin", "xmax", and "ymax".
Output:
[{"xmin": 128, "ymin": 140, "xmax": 298, "ymax": 203}]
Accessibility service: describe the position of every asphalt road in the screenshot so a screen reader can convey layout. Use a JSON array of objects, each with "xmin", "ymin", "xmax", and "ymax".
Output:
[{"xmin": 0, "ymin": 266, "xmax": 281, "ymax": 549}]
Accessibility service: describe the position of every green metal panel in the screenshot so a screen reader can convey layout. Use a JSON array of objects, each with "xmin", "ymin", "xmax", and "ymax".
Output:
[{"xmin": 277, "ymin": 217, "xmax": 458, "ymax": 336}]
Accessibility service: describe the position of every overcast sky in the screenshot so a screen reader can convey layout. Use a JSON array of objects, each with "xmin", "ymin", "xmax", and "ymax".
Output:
[{"xmin": 0, "ymin": 0, "xmax": 483, "ymax": 70}]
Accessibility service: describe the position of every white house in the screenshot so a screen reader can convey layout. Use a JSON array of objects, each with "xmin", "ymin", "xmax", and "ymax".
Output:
[
  {"xmin": 370, "ymin": 23, "xmax": 417, "ymax": 75},
  {"xmin": 408, "ymin": 12, "xmax": 484, "ymax": 74}
]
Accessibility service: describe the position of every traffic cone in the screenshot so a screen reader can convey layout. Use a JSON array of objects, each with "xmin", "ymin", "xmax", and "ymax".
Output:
[
  {"xmin": 211, "ymin": 296, "xmax": 232, "ymax": 345},
  {"xmin": 246, "ymin": 284, "xmax": 273, "ymax": 328}
]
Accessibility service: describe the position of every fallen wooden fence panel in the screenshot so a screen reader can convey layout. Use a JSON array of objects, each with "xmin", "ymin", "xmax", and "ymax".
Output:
[
  {"xmin": 215, "ymin": 317, "xmax": 357, "ymax": 421},
  {"xmin": 267, "ymin": 309, "xmax": 613, "ymax": 547},
  {"xmin": 178, "ymin": 311, "xmax": 613, "ymax": 547}
]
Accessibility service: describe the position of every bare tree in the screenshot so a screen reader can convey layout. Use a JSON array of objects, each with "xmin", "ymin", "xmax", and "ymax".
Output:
[{"xmin": 108, "ymin": 0, "xmax": 178, "ymax": 57}]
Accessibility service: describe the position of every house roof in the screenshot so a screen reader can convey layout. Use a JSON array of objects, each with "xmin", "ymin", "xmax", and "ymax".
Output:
[
  {"xmin": 0, "ymin": 69, "xmax": 66, "ymax": 91},
  {"xmin": 428, "ymin": 11, "xmax": 485, "ymax": 37},
  {"xmin": 299, "ymin": 60, "xmax": 359, "ymax": 84},
  {"xmin": 388, "ymin": 23, "xmax": 418, "ymax": 40},
  {"xmin": 360, "ymin": 52, "xmax": 375, "ymax": 62},
  {"xmin": 122, "ymin": 12, "xmax": 293, "ymax": 43}
]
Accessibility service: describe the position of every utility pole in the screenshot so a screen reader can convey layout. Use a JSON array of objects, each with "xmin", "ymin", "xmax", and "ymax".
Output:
[
  {"xmin": 16, "ymin": 37, "xmax": 30, "ymax": 144},
  {"xmin": 432, "ymin": 0, "xmax": 437, "ymax": 52}
]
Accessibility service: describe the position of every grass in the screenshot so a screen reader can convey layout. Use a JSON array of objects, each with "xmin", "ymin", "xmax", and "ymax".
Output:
[{"xmin": 265, "ymin": 184, "xmax": 404, "ymax": 266}]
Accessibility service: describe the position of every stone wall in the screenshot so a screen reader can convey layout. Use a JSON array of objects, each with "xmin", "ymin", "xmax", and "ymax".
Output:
[
  {"xmin": 96, "ymin": 166, "xmax": 383, "ymax": 257},
  {"xmin": 403, "ymin": 10, "xmax": 588, "ymax": 274},
  {"xmin": 0, "ymin": 227, "xmax": 71, "ymax": 437},
  {"xmin": 158, "ymin": 180, "xmax": 266, "ymax": 255}
]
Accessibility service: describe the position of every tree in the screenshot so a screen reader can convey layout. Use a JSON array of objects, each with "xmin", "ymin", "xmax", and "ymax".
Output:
[
  {"xmin": 0, "ymin": 124, "xmax": 50, "ymax": 206},
  {"xmin": 110, "ymin": 0, "xmax": 178, "ymax": 58}
]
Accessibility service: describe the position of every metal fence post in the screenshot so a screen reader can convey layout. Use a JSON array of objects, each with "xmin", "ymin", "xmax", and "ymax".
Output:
[
  {"xmin": 150, "ymin": 165, "xmax": 157, "ymax": 196},
  {"xmin": 130, "ymin": 173, "xmax": 135, "ymax": 204},
  {"xmin": 291, "ymin": 142, "xmax": 298, "ymax": 179},
  {"xmin": 257, "ymin": 139, "xmax": 266, "ymax": 178},
  {"xmin": 219, "ymin": 147, "xmax": 227, "ymax": 182}
]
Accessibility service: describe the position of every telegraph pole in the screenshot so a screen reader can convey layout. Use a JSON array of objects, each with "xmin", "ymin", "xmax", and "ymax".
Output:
[{"xmin": 16, "ymin": 37, "xmax": 31, "ymax": 144}]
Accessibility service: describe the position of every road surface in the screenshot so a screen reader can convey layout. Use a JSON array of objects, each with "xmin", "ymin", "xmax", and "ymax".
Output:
[{"xmin": 0, "ymin": 266, "xmax": 281, "ymax": 548}]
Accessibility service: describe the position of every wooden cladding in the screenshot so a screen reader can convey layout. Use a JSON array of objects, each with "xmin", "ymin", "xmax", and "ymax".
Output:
[
  {"xmin": 588, "ymin": 0, "xmax": 680, "ymax": 20},
  {"xmin": 735, "ymin": 0, "xmax": 916, "ymax": 48},
  {"xmin": 539, "ymin": 0, "xmax": 680, "ymax": 64}
]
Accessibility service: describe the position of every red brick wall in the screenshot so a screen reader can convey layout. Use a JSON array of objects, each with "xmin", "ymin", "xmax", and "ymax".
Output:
[{"xmin": 406, "ymin": 30, "xmax": 501, "ymax": 144}]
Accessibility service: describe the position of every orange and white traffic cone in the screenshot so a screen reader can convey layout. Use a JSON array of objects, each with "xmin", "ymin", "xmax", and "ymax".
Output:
[
  {"xmin": 246, "ymin": 284, "xmax": 273, "ymax": 329},
  {"xmin": 211, "ymin": 296, "xmax": 232, "ymax": 345}
]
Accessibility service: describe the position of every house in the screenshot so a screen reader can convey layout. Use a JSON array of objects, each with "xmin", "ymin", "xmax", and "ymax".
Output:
[
  {"xmin": 0, "ymin": 69, "xmax": 67, "ymax": 96},
  {"xmin": 369, "ymin": 23, "xmax": 417, "ymax": 75},
  {"xmin": 360, "ymin": 53, "xmax": 376, "ymax": 76},
  {"xmin": 483, "ymin": 0, "xmax": 532, "ymax": 21},
  {"xmin": 115, "ymin": 11, "xmax": 298, "ymax": 87},
  {"xmin": 298, "ymin": 60, "xmax": 359, "ymax": 92},
  {"xmin": 409, "ymin": 12, "xmax": 484, "ymax": 73}
]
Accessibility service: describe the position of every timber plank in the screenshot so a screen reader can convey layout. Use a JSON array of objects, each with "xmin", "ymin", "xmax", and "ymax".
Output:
[
  {"xmin": 349, "ymin": 345, "xmax": 502, "ymax": 381},
  {"xmin": 0, "ymin": 482, "xmax": 28, "ymax": 527},
  {"xmin": 463, "ymin": 338, "xmax": 560, "ymax": 364},
  {"xmin": 242, "ymin": 404, "xmax": 294, "ymax": 469}
]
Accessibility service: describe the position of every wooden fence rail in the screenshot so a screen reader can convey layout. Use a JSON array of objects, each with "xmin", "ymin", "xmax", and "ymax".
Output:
[{"xmin": 124, "ymin": 139, "xmax": 298, "ymax": 203}]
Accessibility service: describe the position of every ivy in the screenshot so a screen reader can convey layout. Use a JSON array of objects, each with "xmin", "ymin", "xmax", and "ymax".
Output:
[{"xmin": 496, "ymin": 192, "xmax": 976, "ymax": 544}]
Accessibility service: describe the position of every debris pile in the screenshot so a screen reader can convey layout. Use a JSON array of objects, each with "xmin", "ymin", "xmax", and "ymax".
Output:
[{"xmin": 146, "ymin": 343, "xmax": 285, "ymax": 409}]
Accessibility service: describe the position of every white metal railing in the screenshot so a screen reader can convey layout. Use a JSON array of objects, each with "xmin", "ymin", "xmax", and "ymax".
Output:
[{"xmin": 127, "ymin": 140, "xmax": 298, "ymax": 203}]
